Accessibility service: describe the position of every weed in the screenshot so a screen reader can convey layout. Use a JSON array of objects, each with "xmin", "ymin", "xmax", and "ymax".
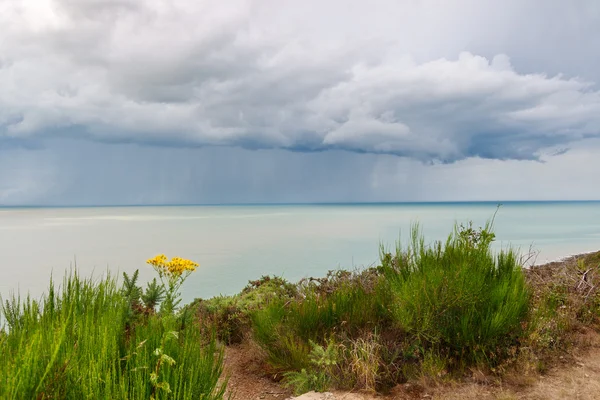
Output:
[
  {"xmin": 346, "ymin": 333, "xmax": 381, "ymax": 392},
  {"xmin": 283, "ymin": 339, "xmax": 339, "ymax": 395}
]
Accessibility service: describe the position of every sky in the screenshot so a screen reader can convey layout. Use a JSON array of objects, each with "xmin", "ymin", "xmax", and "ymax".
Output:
[{"xmin": 1, "ymin": 0, "xmax": 599, "ymax": 205}]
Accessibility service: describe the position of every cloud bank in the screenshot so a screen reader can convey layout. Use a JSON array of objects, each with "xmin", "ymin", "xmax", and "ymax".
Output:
[
  {"xmin": 1, "ymin": 0, "xmax": 600, "ymax": 205},
  {"xmin": 1, "ymin": 0, "xmax": 600, "ymax": 164}
]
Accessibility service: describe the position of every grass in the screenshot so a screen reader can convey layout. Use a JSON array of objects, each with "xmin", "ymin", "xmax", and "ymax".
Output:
[{"xmin": 0, "ymin": 272, "xmax": 226, "ymax": 400}]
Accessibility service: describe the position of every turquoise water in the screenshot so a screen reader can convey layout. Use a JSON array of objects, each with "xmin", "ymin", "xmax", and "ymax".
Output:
[{"xmin": 0, "ymin": 202, "xmax": 599, "ymax": 304}]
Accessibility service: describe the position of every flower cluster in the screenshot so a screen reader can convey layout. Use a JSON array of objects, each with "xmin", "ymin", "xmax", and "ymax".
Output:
[
  {"xmin": 166, "ymin": 257, "xmax": 199, "ymax": 276},
  {"xmin": 146, "ymin": 254, "xmax": 199, "ymax": 278},
  {"xmin": 146, "ymin": 254, "xmax": 199, "ymax": 314}
]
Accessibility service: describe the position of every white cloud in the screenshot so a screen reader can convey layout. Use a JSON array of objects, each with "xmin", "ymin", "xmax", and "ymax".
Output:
[{"xmin": 1, "ymin": 0, "xmax": 599, "ymax": 164}]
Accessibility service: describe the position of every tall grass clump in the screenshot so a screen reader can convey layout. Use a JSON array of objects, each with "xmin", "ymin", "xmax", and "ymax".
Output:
[
  {"xmin": 382, "ymin": 221, "xmax": 530, "ymax": 366},
  {"xmin": 0, "ymin": 266, "xmax": 225, "ymax": 399}
]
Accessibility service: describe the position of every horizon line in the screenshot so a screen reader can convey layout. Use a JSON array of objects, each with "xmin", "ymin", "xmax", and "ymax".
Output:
[{"xmin": 1, "ymin": 200, "xmax": 600, "ymax": 209}]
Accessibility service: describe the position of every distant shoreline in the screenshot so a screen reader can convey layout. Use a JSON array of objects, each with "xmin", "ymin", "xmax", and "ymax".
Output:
[{"xmin": 536, "ymin": 249, "xmax": 600, "ymax": 267}]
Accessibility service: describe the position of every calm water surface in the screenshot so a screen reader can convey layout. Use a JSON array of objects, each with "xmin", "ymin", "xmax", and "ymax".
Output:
[{"xmin": 1, "ymin": 202, "xmax": 599, "ymax": 304}]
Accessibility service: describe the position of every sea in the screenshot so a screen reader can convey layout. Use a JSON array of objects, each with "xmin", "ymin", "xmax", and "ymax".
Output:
[{"xmin": 1, "ymin": 202, "xmax": 599, "ymax": 305}]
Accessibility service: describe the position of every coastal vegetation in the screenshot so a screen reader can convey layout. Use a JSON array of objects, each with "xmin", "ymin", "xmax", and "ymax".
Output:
[
  {"xmin": 0, "ymin": 256, "xmax": 226, "ymax": 400},
  {"xmin": 186, "ymin": 222, "xmax": 600, "ymax": 396},
  {"xmin": 1, "ymin": 221, "xmax": 600, "ymax": 398}
]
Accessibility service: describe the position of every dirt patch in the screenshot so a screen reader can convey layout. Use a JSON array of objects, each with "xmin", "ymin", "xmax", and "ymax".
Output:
[
  {"xmin": 423, "ymin": 337, "xmax": 600, "ymax": 400},
  {"xmin": 223, "ymin": 342, "xmax": 292, "ymax": 400}
]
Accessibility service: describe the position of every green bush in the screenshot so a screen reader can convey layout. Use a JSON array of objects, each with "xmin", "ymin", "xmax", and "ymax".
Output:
[
  {"xmin": 251, "ymin": 274, "xmax": 386, "ymax": 372},
  {"xmin": 0, "ymin": 272, "xmax": 226, "ymax": 400},
  {"xmin": 382, "ymin": 222, "xmax": 530, "ymax": 365},
  {"xmin": 185, "ymin": 275, "xmax": 298, "ymax": 344}
]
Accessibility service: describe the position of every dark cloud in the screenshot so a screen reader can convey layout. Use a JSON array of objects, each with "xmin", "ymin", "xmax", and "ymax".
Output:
[{"xmin": 1, "ymin": 0, "xmax": 600, "ymax": 204}]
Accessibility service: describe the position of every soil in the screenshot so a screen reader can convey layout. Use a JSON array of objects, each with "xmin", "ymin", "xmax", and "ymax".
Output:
[{"xmin": 222, "ymin": 341, "xmax": 292, "ymax": 400}]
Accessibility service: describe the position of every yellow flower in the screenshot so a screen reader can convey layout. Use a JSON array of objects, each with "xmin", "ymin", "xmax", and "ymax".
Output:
[
  {"xmin": 145, "ymin": 254, "xmax": 199, "ymax": 314},
  {"xmin": 146, "ymin": 254, "xmax": 168, "ymax": 268},
  {"xmin": 147, "ymin": 254, "xmax": 199, "ymax": 278}
]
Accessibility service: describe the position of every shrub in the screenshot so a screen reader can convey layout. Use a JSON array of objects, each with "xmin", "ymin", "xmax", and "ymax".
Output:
[
  {"xmin": 251, "ymin": 274, "xmax": 386, "ymax": 373},
  {"xmin": 522, "ymin": 250, "xmax": 600, "ymax": 370},
  {"xmin": 382, "ymin": 222, "xmax": 530, "ymax": 366},
  {"xmin": 185, "ymin": 275, "xmax": 299, "ymax": 345}
]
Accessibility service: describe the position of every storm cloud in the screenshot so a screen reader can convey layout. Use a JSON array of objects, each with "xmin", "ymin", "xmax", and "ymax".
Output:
[
  {"xmin": 1, "ymin": 0, "xmax": 599, "ymax": 204},
  {"xmin": 2, "ymin": 0, "xmax": 600, "ymax": 160}
]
